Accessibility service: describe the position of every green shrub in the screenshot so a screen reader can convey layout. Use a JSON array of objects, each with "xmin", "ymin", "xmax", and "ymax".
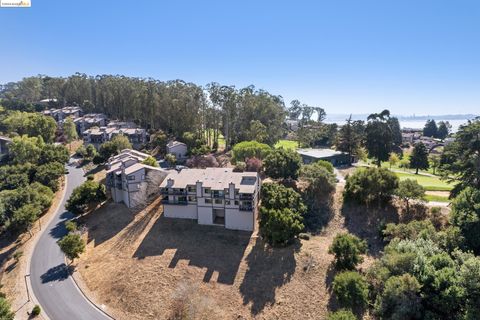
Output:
[
  {"xmin": 233, "ymin": 161, "xmax": 246, "ymax": 172},
  {"xmin": 332, "ymin": 271, "xmax": 369, "ymax": 309},
  {"xmin": 65, "ymin": 180, "xmax": 106, "ymax": 215},
  {"xmin": 231, "ymin": 141, "xmax": 271, "ymax": 163},
  {"xmin": 450, "ymin": 187, "xmax": 480, "ymax": 254},
  {"xmin": 329, "ymin": 233, "xmax": 367, "ymax": 270},
  {"xmin": 0, "ymin": 297, "xmax": 14, "ymax": 320},
  {"xmin": 13, "ymin": 250, "xmax": 23, "ymax": 262},
  {"xmin": 343, "ymin": 167, "xmax": 398, "ymax": 205},
  {"xmin": 259, "ymin": 183, "xmax": 306, "ymax": 246},
  {"xmin": 65, "ymin": 221, "xmax": 77, "ymax": 233},
  {"xmin": 374, "ymin": 274, "xmax": 423, "ymax": 320},
  {"xmin": 263, "ymin": 148, "xmax": 302, "ymax": 180},
  {"xmin": 313, "ymin": 160, "xmax": 334, "ymax": 173},
  {"xmin": 327, "ymin": 309, "xmax": 357, "ymax": 320},
  {"xmin": 31, "ymin": 304, "xmax": 41, "ymax": 317}
]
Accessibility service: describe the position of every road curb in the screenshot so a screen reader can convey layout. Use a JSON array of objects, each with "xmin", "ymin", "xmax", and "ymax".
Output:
[
  {"xmin": 27, "ymin": 160, "xmax": 115, "ymax": 320},
  {"xmin": 25, "ymin": 175, "xmax": 69, "ymax": 320},
  {"xmin": 69, "ymin": 267, "xmax": 115, "ymax": 319}
]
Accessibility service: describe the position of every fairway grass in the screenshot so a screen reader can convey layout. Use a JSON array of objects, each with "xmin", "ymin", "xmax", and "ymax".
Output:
[
  {"xmin": 395, "ymin": 172, "xmax": 454, "ymax": 191},
  {"xmin": 424, "ymin": 194, "xmax": 450, "ymax": 203}
]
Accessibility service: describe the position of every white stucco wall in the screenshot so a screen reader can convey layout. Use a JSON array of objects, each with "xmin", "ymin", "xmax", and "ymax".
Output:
[
  {"xmin": 225, "ymin": 208, "xmax": 254, "ymax": 231},
  {"xmin": 164, "ymin": 204, "xmax": 197, "ymax": 219},
  {"xmin": 197, "ymin": 206, "xmax": 213, "ymax": 225},
  {"xmin": 167, "ymin": 144, "xmax": 188, "ymax": 158}
]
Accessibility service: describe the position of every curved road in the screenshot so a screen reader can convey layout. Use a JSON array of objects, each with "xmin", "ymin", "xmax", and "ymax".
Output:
[{"xmin": 30, "ymin": 159, "xmax": 112, "ymax": 320}]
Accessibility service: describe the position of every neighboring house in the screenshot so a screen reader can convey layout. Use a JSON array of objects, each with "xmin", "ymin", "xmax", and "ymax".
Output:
[
  {"xmin": 83, "ymin": 123, "xmax": 148, "ymax": 149},
  {"xmin": 444, "ymin": 137, "xmax": 455, "ymax": 146},
  {"xmin": 166, "ymin": 141, "xmax": 187, "ymax": 159},
  {"xmin": 42, "ymin": 106, "xmax": 82, "ymax": 122},
  {"xmin": 105, "ymin": 149, "xmax": 167, "ymax": 208},
  {"xmin": 415, "ymin": 136, "xmax": 443, "ymax": 150},
  {"xmin": 297, "ymin": 148, "xmax": 352, "ymax": 166},
  {"xmin": 159, "ymin": 168, "xmax": 261, "ymax": 232},
  {"xmin": 285, "ymin": 119, "xmax": 299, "ymax": 132},
  {"xmin": 0, "ymin": 136, "xmax": 12, "ymax": 160},
  {"xmin": 401, "ymin": 132, "xmax": 415, "ymax": 144},
  {"xmin": 74, "ymin": 113, "xmax": 108, "ymax": 134}
]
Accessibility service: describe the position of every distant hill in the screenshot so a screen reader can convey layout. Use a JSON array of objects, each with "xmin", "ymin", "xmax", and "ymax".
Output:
[{"xmin": 326, "ymin": 113, "xmax": 478, "ymax": 122}]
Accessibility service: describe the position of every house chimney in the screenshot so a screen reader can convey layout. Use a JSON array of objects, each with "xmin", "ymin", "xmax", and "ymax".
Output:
[
  {"xmin": 229, "ymin": 182, "xmax": 235, "ymax": 200},
  {"xmin": 167, "ymin": 178, "xmax": 174, "ymax": 188}
]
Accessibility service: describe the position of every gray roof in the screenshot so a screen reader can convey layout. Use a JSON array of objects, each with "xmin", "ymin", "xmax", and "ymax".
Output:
[
  {"xmin": 297, "ymin": 148, "xmax": 346, "ymax": 159},
  {"xmin": 160, "ymin": 168, "xmax": 258, "ymax": 193}
]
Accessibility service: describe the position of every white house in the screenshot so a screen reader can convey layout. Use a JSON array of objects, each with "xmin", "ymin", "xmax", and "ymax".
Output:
[
  {"xmin": 166, "ymin": 141, "xmax": 188, "ymax": 159},
  {"xmin": 159, "ymin": 168, "xmax": 261, "ymax": 232},
  {"xmin": 105, "ymin": 149, "xmax": 168, "ymax": 208}
]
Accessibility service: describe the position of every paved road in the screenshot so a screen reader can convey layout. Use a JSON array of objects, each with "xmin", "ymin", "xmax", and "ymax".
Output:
[{"xmin": 30, "ymin": 160, "xmax": 112, "ymax": 320}]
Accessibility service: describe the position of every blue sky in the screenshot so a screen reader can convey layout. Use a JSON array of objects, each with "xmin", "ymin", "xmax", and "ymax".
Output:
[{"xmin": 1, "ymin": 0, "xmax": 479, "ymax": 115}]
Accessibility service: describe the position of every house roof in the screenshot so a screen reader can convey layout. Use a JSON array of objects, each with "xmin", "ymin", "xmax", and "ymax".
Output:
[
  {"xmin": 297, "ymin": 148, "xmax": 346, "ymax": 159},
  {"xmin": 167, "ymin": 141, "xmax": 186, "ymax": 148},
  {"xmin": 0, "ymin": 135, "xmax": 12, "ymax": 142},
  {"xmin": 160, "ymin": 168, "xmax": 258, "ymax": 193}
]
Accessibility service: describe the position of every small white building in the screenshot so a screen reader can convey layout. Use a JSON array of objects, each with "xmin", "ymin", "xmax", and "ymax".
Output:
[
  {"xmin": 105, "ymin": 149, "xmax": 168, "ymax": 208},
  {"xmin": 166, "ymin": 141, "xmax": 188, "ymax": 159},
  {"xmin": 160, "ymin": 168, "xmax": 261, "ymax": 232}
]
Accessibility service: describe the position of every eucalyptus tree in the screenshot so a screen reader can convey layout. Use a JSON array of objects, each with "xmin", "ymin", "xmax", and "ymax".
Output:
[{"xmin": 365, "ymin": 109, "xmax": 394, "ymax": 167}]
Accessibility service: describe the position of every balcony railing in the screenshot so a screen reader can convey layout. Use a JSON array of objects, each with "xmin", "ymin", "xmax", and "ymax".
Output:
[
  {"xmin": 161, "ymin": 189, "xmax": 187, "ymax": 195},
  {"xmin": 239, "ymin": 206, "xmax": 253, "ymax": 212},
  {"xmin": 162, "ymin": 199, "xmax": 188, "ymax": 205},
  {"xmin": 239, "ymin": 194, "xmax": 253, "ymax": 200},
  {"xmin": 212, "ymin": 192, "xmax": 225, "ymax": 198}
]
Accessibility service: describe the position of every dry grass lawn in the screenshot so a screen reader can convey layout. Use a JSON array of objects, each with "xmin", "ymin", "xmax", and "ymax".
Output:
[{"xmin": 76, "ymin": 186, "xmax": 393, "ymax": 320}]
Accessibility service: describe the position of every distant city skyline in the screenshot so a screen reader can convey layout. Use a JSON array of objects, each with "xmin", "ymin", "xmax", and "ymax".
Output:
[{"xmin": 1, "ymin": 0, "xmax": 479, "ymax": 115}]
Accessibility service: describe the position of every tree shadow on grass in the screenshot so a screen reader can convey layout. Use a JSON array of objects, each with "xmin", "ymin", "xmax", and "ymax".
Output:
[
  {"xmin": 133, "ymin": 216, "xmax": 251, "ymax": 285},
  {"xmin": 341, "ymin": 201, "xmax": 399, "ymax": 258},
  {"xmin": 239, "ymin": 239, "xmax": 300, "ymax": 315},
  {"xmin": 40, "ymin": 263, "xmax": 73, "ymax": 283}
]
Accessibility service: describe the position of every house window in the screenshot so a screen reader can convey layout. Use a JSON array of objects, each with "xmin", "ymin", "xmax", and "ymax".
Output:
[
  {"xmin": 225, "ymin": 200, "xmax": 230, "ymax": 205},
  {"xmin": 234, "ymin": 200, "xmax": 239, "ymax": 205},
  {"xmin": 188, "ymin": 195, "xmax": 196, "ymax": 202},
  {"xmin": 187, "ymin": 186, "xmax": 196, "ymax": 193},
  {"xmin": 127, "ymin": 175, "xmax": 135, "ymax": 181},
  {"xmin": 205, "ymin": 198, "xmax": 212, "ymax": 204},
  {"xmin": 214, "ymin": 199, "xmax": 223, "ymax": 204},
  {"xmin": 204, "ymin": 188, "xmax": 211, "ymax": 194},
  {"xmin": 141, "ymin": 174, "xmax": 145, "ymax": 180}
]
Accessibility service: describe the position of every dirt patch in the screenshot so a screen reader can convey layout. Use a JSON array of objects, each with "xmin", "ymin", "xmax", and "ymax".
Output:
[
  {"xmin": 0, "ymin": 177, "xmax": 66, "ymax": 320},
  {"xmin": 75, "ymin": 186, "xmax": 381, "ymax": 320},
  {"xmin": 425, "ymin": 190, "xmax": 450, "ymax": 197}
]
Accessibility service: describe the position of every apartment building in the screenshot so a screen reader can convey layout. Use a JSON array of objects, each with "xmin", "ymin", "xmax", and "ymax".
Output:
[
  {"xmin": 159, "ymin": 168, "xmax": 261, "ymax": 232},
  {"xmin": 42, "ymin": 106, "xmax": 82, "ymax": 122},
  {"xmin": 105, "ymin": 149, "xmax": 167, "ymax": 208},
  {"xmin": 83, "ymin": 123, "xmax": 147, "ymax": 149},
  {"xmin": 73, "ymin": 113, "xmax": 108, "ymax": 134}
]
